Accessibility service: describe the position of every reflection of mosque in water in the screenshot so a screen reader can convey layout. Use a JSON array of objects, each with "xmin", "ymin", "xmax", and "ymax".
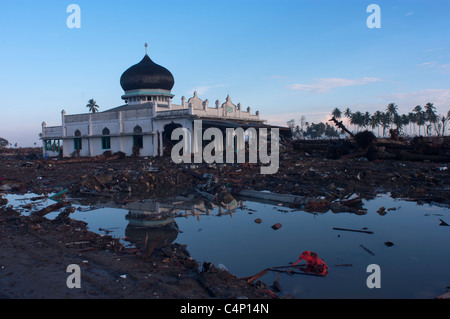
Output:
[{"xmin": 117, "ymin": 194, "xmax": 242, "ymax": 250}]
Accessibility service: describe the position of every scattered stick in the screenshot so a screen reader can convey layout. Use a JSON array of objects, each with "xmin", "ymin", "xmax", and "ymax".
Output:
[
  {"xmin": 242, "ymin": 264, "xmax": 327, "ymax": 284},
  {"xmin": 360, "ymin": 244, "xmax": 375, "ymax": 256},
  {"xmin": 242, "ymin": 268, "xmax": 269, "ymax": 284},
  {"xmin": 334, "ymin": 264, "xmax": 353, "ymax": 267},
  {"xmin": 333, "ymin": 227, "xmax": 373, "ymax": 234},
  {"xmin": 65, "ymin": 241, "xmax": 90, "ymax": 246}
]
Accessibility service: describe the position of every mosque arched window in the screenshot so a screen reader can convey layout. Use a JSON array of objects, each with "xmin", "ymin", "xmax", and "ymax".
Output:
[
  {"xmin": 74, "ymin": 129, "xmax": 82, "ymax": 150},
  {"xmin": 102, "ymin": 127, "xmax": 111, "ymax": 149},
  {"xmin": 134, "ymin": 125, "xmax": 142, "ymax": 134},
  {"xmin": 133, "ymin": 125, "xmax": 143, "ymax": 149}
]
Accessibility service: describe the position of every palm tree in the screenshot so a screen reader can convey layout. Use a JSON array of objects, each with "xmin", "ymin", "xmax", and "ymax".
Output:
[
  {"xmin": 413, "ymin": 105, "xmax": 425, "ymax": 136},
  {"xmin": 379, "ymin": 112, "xmax": 390, "ymax": 137},
  {"xmin": 393, "ymin": 113, "xmax": 403, "ymax": 132},
  {"xmin": 417, "ymin": 112, "xmax": 426, "ymax": 136},
  {"xmin": 343, "ymin": 107, "xmax": 352, "ymax": 130},
  {"xmin": 373, "ymin": 111, "xmax": 383, "ymax": 137},
  {"xmin": 424, "ymin": 102, "xmax": 437, "ymax": 136},
  {"xmin": 86, "ymin": 99, "xmax": 99, "ymax": 113},
  {"xmin": 351, "ymin": 111, "xmax": 364, "ymax": 133},
  {"xmin": 370, "ymin": 114, "xmax": 378, "ymax": 136},
  {"xmin": 363, "ymin": 112, "xmax": 371, "ymax": 130},
  {"xmin": 401, "ymin": 114, "xmax": 410, "ymax": 135},
  {"xmin": 438, "ymin": 110, "xmax": 450, "ymax": 136},
  {"xmin": 408, "ymin": 112, "xmax": 416, "ymax": 135},
  {"xmin": 331, "ymin": 107, "xmax": 342, "ymax": 120},
  {"xmin": 386, "ymin": 103, "xmax": 399, "ymax": 130}
]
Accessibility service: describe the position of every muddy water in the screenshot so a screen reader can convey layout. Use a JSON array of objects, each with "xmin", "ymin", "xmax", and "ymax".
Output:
[{"xmin": 3, "ymin": 192, "xmax": 450, "ymax": 299}]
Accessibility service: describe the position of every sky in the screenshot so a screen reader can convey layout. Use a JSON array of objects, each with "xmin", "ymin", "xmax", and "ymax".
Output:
[{"xmin": 0, "ymin": 0, "xmax": 449, "ymax": 146}]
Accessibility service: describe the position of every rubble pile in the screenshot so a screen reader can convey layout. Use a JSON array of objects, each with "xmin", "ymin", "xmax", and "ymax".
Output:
[{"xmin": 1, "ymin": 136, "xmax": 449, "ymax": 210}]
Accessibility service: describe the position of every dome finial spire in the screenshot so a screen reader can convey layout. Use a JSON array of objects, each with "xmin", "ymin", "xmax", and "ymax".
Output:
[{"xmin": 145, "ymin": 43, "xmax": 148, "ymax": 55}]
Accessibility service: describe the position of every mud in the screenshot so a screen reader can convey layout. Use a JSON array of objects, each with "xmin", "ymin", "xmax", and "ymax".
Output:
[{"xmin": 0, "ymin": 203, "xmax": 271, "ymax": 299}]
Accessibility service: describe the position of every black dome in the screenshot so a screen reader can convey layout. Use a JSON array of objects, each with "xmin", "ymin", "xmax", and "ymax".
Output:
[{"xmin": 120, "ymin": 54, "xmax": 174, "ymax": 91}]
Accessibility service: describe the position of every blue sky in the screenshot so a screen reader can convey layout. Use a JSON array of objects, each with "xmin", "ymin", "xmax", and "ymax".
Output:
[{"xmin": 1, "ymin": 0, "xmax": 449, "ymax": 146}]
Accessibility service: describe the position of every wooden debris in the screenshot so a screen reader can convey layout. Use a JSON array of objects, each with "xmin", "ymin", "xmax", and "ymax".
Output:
[
  {"xmin": 334, "ymin": 264, "xmax": 353, "ymax": 267},
  {"xmin": 31, "ymin": 201, "xmax": 69, "ymax": 218},
  {"xmin": 332, "ymin": 227, "xmax": 373, "ymax": 234},
  {"xmin": 360, "ymin": 244, "xmax": 375, "ymax": 256},
  {"xmin": 242, "ymin": 268, "xmax": 269, "ymax": 284},
  {"xmin": 439, "ymin": 219, "xmax": 449, "ymax": 226},
  {"xmin": 329, "ymin": 117, "xmax": 355, "ymax": 138},
  {"xmin": 271, "ymin": 223, "xmax": 282, "ymax": 230}
]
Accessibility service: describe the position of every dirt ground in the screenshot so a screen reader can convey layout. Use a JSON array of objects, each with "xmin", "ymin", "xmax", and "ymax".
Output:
[
  {"xmin": 0, "ymin": 204, "xmax": 272, "ymax": 299},
  {"xmin": 0, "ymin": 137, "xmax": 449, "ymax": 299}
]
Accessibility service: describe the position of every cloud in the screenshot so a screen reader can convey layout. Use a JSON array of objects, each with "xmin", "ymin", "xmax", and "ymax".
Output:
[
  {"xmin": 424, "ymin": 48, "xmax": 444, "ymax": 52},
  {"xmin": 191, "ymin": 86, "xmax": 213, "ymax": 95},
  {"xmin": 379, "ymin": 89, "xmax": 450, "ymax": 111},
  {"xmin": 262, "ymin": 75, "xmax": 287, "ymax": 80},
  {"xmin": 419, "ymin": 61, "xmax": 437, "ymax": 66},
  {"xmin": 286, "ymin": 77, "xmax": 382, "ymax": 93},
  {"xmin": 418, "ymin": 61, "xmax": 450, "ymax": 73},
  {"xmin": 187, "ymin": 84, "xmax": 226, "ymax": 96},
  {"xmin": 264, "ymin": 110, "xmax": 332, "ymax": 127},
  {"xmin": 405, "ymin": 12, "xmax": 414, "ymax": 16}
]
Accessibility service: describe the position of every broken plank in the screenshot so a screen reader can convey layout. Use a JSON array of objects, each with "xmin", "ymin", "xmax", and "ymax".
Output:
[
  {"xmin": 360, "ymin": 244, "xmax": 376, "ymax": 256},
  {"xmin": 241, "ymin": 268, "xmax": 270, "ymax": 284},
  {"xmin": 31, "ymin": 201, "xmax": 69, "ymax": 218},
  {"xmin": 65, "ymin": 241, "xmax": 90, "ymax": 246},
  {"xmin": 334, "ymin": 264, "xmax": 353, "ymax": 267},
  {"xmin": 333, "ymin": 227, "xmax": 373, "ymax": 234}
]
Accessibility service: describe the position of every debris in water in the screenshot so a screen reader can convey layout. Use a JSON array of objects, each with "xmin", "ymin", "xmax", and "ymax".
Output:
[
  {"xmin": 360, "ymin": 244, "xmax": 375, "ymax": 256},
  {"xmin": 439, "ymin": 219, "xmax": 449, "ymax": 226},
  {"xmin": 271, "ymin": 223, "xmax": 282, "ymax": 230},
  {"xmin": 333, "ymin": 227, "xmax": 373, "ymax": 234},
  {"xmin": 377, "ymin": 207, "xmax": 386, "ymax": 215}
]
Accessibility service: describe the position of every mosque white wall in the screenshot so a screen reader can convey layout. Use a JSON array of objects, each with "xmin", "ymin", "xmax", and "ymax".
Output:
[
  {"xmin": 43, "ymin": 93, "xmax": 263, "ymax": 158},
  {"xmin": 60, "ymin": 108, "xmax": 158, "ymax": 157}
]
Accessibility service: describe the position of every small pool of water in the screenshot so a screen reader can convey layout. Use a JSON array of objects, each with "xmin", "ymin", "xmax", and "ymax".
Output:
[{"xmin": 2, "ymin": 192, "xmax": 449, "ymax": 298}]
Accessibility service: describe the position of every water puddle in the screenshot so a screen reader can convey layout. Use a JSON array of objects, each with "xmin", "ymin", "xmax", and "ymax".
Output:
[{"xmin": 2, "ymin": 192, "xmax": 449, "ymax": 298}]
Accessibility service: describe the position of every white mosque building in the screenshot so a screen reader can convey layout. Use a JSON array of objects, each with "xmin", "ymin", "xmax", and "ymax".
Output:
[{"xmin": 40, "ymin": 45, "xmax": 278, "ymax": 159}]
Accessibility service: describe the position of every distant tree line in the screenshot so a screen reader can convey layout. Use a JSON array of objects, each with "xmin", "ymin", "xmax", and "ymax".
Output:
[
  {"xmin": 287, "ymin": 116, "xmax": 339, "ymax": 140},
  {"xmin": 288, "ymin": 102, "xmax": 450, "ymax": 139}
]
